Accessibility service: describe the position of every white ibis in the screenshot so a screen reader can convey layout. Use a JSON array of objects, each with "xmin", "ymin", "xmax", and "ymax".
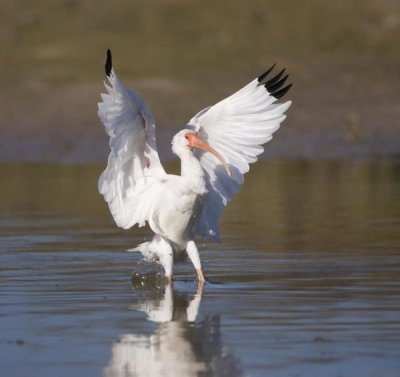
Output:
[{"xmin": 98, "ymin": 49, "xmax": 292, "ymax": 282}]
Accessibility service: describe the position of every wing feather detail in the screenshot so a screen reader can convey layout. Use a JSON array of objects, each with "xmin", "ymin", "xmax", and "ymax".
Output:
[
  {"xmin": 188, "ymin": 66, "xmax": 292, "ymax": 241},
  {"xmin": 98, "ymin": 59, "xmax": 165, "ymax": 229}
]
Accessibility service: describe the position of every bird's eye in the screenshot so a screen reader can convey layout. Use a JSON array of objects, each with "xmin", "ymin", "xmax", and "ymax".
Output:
[{"xmin": 185, "ymin": 134, "xmax": 189, "ymax": 139}]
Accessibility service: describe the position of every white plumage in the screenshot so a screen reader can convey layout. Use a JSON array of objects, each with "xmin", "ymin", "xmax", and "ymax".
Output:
[{"xmin": 98, "ymin": 50, "xmax": 292, "ymax": 281}]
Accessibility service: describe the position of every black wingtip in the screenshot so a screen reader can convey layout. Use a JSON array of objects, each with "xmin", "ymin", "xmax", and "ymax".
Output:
[
  {"xmin": 105, "ymin": 49, "xmax": 112, "ymax": 77},
  {"xmin": 266, "ymin": 73, "xmax": 289, "ymax": 94},
  {"xmin": 258, "ymin": 63, "xmax": 292, "ymax": 99},
  {"xmin": 258, "ymin": 63, "xmax": 276, "ymax": 83},
  {"xmin": 264, "ymin": 69, "xmax": 286, "ymax": 89},
  {"xmin": 272, "ymin": 83, "xmax": 293, "ymax": 100}
]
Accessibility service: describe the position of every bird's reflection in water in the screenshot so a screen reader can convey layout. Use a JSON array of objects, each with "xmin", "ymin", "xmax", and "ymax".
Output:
[{"xmin": 104, "ymin": 278, "xmax": 243, "ymax": 377}]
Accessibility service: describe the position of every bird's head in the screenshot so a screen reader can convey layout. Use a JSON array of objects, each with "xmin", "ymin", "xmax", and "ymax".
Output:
[{"xmin": 172, "ymin": 130, "xmax": 231, "ymax": 176}]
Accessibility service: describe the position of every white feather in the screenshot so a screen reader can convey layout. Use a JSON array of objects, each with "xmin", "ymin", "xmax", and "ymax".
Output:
[
  {"xmin": 188, "ymin": 78, "xmax": 292, "ymax": 241},
  {"xmin": 98, "ymin": 69, "xmax": 166, "ymax": 229}
]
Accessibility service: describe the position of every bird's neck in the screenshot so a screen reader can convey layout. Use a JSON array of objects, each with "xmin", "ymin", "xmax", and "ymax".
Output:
[{"xmin": 180, "ymin": 151, "xmax": 207, "ymax": 193}]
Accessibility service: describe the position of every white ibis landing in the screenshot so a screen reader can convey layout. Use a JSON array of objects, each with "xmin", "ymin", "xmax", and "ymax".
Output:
[{"xmin": 98, "ymin": 49, "xmax": 292, "ymax": 282}]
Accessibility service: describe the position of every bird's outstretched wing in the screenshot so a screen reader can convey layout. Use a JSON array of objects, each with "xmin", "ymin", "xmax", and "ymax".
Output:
[
  {"xmin": 187, "ymin": 65, "xmax": 292, "ymax": 241},
  {"xmin": 98, "ymin": 49, "xmax": 166, "ymax": 229}
]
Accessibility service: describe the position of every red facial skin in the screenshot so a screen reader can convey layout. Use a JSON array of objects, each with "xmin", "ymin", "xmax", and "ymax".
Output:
[{"xmin": 185, "ymin": 132, "xmax": 231, "ymax": 176}]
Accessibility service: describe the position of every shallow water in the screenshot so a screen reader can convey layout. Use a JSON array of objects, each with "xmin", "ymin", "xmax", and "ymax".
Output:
[{"xmin": 1, "ymin": 161, "xmax": 400, "ymax": 377}]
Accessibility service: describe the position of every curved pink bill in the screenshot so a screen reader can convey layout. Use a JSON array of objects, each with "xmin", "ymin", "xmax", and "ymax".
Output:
[{"xmin": 188, "ymin": 133, "xmax": 231, "ymax": 176}]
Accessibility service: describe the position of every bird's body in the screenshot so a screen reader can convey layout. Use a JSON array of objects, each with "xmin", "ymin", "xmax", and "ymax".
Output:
[
  {"xmin": 98, "ymin": 49, "xmax": 292, "ymax": 281},
  {"xmin": 151, "ymin": 150, "xmax": 206, "ymax": 246}
]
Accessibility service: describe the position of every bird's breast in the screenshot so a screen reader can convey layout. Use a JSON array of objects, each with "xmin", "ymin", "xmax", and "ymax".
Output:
[{"xmin": 149, "ymin": 186, "xmax": 204, "ymax": 245}]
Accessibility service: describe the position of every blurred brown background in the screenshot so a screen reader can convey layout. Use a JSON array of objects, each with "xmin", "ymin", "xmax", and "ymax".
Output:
[{"xmin": 1, "ymin": 0, "xmax": 399, "ymax": 163}]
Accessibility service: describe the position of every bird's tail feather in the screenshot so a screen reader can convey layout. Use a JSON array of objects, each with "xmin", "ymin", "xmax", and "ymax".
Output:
[
  {"xmin": 127, "ymin": 241, "xmax": 150, "ymax": 253},
  {"xmin": 127, "ymin": 241, "xmax": 156, "ymax": 261}
]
